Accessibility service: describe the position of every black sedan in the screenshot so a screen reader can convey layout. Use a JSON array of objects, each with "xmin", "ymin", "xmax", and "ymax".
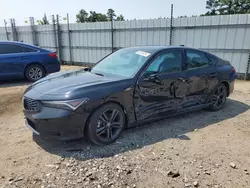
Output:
[{"xmin": 23, "ymin": 46, "xmax": 236, "ymax": 145}]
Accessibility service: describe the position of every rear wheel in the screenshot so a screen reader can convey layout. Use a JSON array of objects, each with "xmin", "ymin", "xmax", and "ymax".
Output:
[
  {"xmin": 86, "ymin": 103, "xmax": 125, "ymax": 145},
  {"xmin": 208, "ymin": 83, "xmax": 227, "ymax": 111},
  {"xmin": 25, "ymin": 64, "xmax": 45, "ymax": 82}
]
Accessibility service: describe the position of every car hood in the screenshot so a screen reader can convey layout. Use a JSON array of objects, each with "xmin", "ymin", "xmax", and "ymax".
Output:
[{"xmin": 24, "ymin": 69, "xmax": 120, "ymax": 100}]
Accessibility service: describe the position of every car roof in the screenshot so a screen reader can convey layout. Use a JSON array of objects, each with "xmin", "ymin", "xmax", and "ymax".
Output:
[
  {"xmin": 124, "ymin": 46, "xmax": 206, "ymax": 54},
  {"xmin": 0, "ymin": 40, "xmax": 44, "ymax": 50}
]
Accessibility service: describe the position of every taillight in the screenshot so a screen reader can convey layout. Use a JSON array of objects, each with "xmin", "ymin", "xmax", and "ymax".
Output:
[
  {"xmin": 48, "ymin": 53, "xmax": 57, "ymax": 58},
  {"xmin": 232, "ymin": 67, "xmax": 236, "ymax": 73}
]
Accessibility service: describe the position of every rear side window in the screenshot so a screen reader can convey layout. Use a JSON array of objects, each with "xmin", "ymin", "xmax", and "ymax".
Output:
[
  {"xmin": 0, "ymin": 44, "xmax": 37, "ymax": 54},
  {"xmin": 186, "ymin": 49, "xmax": 209, "ymax": 70},
  {"xmin": 206, "ymin": 53, "xmax": 217, "ymax": 65},
  {"xmin": 217, "ymin": 57, "xmax": 230, "ymax": 66},
  {"xmin": 23, "ymin": 47, "xmax": 37, "ymax": 52}
]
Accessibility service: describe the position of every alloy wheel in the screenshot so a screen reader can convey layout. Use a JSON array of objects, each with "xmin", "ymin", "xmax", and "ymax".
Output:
[
  {"xmin": 211, "ymin": 85, "xmax": 227, "ymax": 109},
  {"xmin": 96, "ymin": 108, "xmax": 123, "ymax": 142},
  {"xmin": 29, "ymin": 67, "xmax": 43, "ymax": 81}
]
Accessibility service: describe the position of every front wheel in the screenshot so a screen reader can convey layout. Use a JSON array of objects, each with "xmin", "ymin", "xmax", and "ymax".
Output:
[
  {"xmin": 208, "ymin": 83, "xmax": 227, "ymax": 111},
  {"xmin": 86, "ymin": 103, "xmax": 125, "ymax": 145}
]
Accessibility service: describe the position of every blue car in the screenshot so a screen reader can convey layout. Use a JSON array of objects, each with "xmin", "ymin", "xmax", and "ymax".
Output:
[{"xmin": 0, "ymin": 41, "xmax": 60, "ymax": 81}]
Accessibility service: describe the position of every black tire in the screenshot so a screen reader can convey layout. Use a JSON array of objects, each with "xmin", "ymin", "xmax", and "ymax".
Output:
[
  {"xmin": 86, "ymin": 103, "xmax": 125, "ymax": 145},
  {"xmin": 25, "ymin": 64, "xmax": 45, "ymax": 82},
  {"xmin": 208, "ymin": 83, "xmax": 227, "ymax": 111}
]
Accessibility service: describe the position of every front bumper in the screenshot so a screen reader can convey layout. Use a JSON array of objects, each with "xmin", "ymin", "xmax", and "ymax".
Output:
[{"xmin": 24, "ymin": 105, "xmax": 88, "ymax": 140}]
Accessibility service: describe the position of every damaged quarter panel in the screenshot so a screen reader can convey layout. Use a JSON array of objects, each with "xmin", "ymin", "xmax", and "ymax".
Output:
[{"xmin": 183, "ymin": 49, "xmax": 219, "ymax": 107}]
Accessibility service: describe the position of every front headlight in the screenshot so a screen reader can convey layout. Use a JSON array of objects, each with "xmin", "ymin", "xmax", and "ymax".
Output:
[{"xmin": 41, "ymin": 98, "xmax": 89, "ymax": 111}]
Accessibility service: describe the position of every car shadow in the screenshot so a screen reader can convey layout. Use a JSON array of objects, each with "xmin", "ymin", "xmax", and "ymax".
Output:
[{"xmin": 33, "ymin": 98, "xmax": 249, "ymax": 161}]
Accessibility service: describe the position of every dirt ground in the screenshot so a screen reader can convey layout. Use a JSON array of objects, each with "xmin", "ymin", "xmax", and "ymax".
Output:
[{"xmin": 0, "ymin": 66, "xmax": 250, "ymax": 188}]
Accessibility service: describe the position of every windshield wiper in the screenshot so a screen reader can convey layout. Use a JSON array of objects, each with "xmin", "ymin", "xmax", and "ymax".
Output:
[{"xmin": 92, "ymin": 72, "xmax": 104, "ymax": 76}]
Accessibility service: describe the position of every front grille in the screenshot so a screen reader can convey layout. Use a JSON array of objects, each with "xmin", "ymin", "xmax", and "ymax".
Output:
[{"xmin": 23, "ymin": 97, "xmax": 40, "ymax": 112}]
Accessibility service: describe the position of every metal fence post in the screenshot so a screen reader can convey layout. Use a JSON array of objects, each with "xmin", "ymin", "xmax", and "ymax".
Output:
[
  {"xmin": 4, "ymin": 19, "xmax": 9, "ymax": 40},
  {"xmin": 52, "ymin": 15, "xmax": 58, "ymax": 57},
  {"xmin": 56, "ymin": 15, "xmax": 62, "ymax": 63},
  {"xmin": 10, "ymin": 19, "xmax": 14, "ymax": 40},
  {"xmin": 245, "ymin": 52, "xmax": 250, "ymax": 80},
  {"xmin": 29, "ymin": 17, "xmax": 38, "ymax": 46},
  {"xmin": 169, "ymin": 4, "xmax": 174, "ymax": 46},
  {"xmin": 111, "ymin": 18, "xmax": 114, "ymax": 52},
  {"xmin": 10, "ymin": 18, "xmax": 18, "ymax": 41},
  {"xmin": 67, "ymin": 13, "xmax": 73, "ymax": 65}
]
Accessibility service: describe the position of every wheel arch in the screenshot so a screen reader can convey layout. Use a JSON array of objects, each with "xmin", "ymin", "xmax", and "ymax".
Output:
[
  {"xmin": 24, "ymin": 62, "xmax": 47, "ymax": 78},
  {"xmin": 220, "ymin": 80, "xmax": 230, "ymax": 97}
]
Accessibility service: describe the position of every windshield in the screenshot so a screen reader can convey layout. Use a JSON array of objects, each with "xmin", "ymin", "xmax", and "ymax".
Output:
[{"xmin": 91, "ymin": 48, "xmax": 152, "ymax": 78}]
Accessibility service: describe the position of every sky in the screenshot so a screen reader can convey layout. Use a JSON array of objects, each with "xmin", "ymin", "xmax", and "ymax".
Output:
[{"xmin": 0, "ymin": 0, "xmax": 207, "ymax": 26}]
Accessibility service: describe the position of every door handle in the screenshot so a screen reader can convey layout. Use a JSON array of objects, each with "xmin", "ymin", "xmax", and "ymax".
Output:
[{"xmin": 21, "ymin": 56, "xmax": 28, "ymax": 60}]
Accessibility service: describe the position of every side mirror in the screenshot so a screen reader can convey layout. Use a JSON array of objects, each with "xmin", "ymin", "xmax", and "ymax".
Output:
[
  {"xmin": 143, "ymin": 71, "xmax": 157, "ymax": 78},
  {"xmin": 143, "ymin": 74, "xmax": 163, "ymax": 85},
  {"xmin": 144, "ymin": 74, "xmax": 156, "ymax": 82}
]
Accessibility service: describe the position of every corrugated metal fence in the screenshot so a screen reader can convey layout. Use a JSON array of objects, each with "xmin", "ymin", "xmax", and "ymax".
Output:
[{"xmin": 1, "ymin": 14, "xmax": 250, "ymax": 77}]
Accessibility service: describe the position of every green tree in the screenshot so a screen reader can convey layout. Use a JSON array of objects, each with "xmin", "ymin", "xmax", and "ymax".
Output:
[
  {"xmin": 230, "ymin": 0, "xmax": 250, "ymax": 14},
  {"xmin": 39, "ymin": 13, "xmax": 49, "ymax": 25},
  {"xmin": 205, "ymin": 0, "xmax": 219, "ymax": 15},
  {"xmin": 107, "ymin": 8, "xmax": 116, "ymax": 21},
  {"xmin": 205, "ymin": 0, "xmax": 250, "ymax": 15},
  {"xmin": 76, "ymin": 9, "xmax": 89, "ymax": 23},
  {"xmin": 96, "ymin": 13, "xmax": 108, "ymax": 22},
  {"xmin": 76, "ymin": 8, "xmax": 124, "ymax": 22},
  {"xmin": 116, "ymin": 14, "xmax": 125, "ymax": 21},
  {"xmin": 88, "ymin": 11, "xmax": 108, "ymax": 22},
  {"xmin": 88, "ymin": 11, "xmax": 98, "ymax": 22}
]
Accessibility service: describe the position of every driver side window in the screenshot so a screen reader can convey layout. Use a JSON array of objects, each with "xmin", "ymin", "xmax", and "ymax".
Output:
[{"xmin": 145, "ymin": 50, "xmax": 182, "ymax": 74}]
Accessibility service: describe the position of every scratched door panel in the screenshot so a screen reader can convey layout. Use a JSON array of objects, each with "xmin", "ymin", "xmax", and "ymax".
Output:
[
  {"xmin": 135, "ymin": 72, "xmax": 186, "ymax": 121},
  {"xmin": 134, "ymin": 48, "xmax": 187, "ymax": 121}
]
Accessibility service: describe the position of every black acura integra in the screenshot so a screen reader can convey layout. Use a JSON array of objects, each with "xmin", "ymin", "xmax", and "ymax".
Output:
[{"xmin": 23, "ymin": 46, "xmax": 236, "ymax": 145}]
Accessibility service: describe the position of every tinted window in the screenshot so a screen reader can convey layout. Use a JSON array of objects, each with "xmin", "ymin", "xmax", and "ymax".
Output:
[
  {"xmin": 0, "ymin": 44, "xmax": 11, "ymax": 54},
  {"xmin": 186, "ymin": 49, "xmax": 209, "ymax": 69},
  {"xmin": 23, "ymin": 47, "xmax": 37, "ymax": 52},
  {"xmin": 146, "ymin": 49, "xmax": 182, "ymax": 74},
  {"xmin": 206, "ymin": 53, "xmax": 217, "ymax": 65},
  {"xmin": 0, "ymin": 44, "xmax": 37, "ymax": 54}
]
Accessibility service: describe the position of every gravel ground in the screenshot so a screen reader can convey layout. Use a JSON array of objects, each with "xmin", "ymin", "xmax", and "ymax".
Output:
[{"xmin": 0, "ymin": 66, "xmax": 250, "ymax": 188}]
